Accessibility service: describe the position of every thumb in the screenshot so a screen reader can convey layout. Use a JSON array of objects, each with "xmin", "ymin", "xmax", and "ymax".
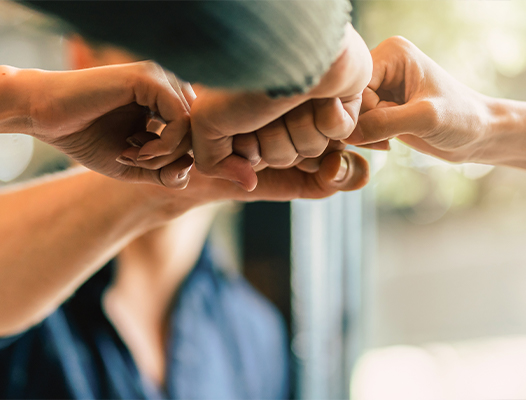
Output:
[
  {"xmin": 346, "ymin": 102, "xmax": 428, "ymax": 146},
  {"xmin": 315, "ymin": 151, "xmax": 369, "ymax": 194}
]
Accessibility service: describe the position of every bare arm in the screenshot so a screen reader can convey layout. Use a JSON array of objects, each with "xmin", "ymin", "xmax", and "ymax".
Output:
[
  {"xmin": 0, "ymin": 63, "xmax": 192, "ymax": 187},
  {"xmin": 348, "ymin": 36, "xmax": 526, "ymax": 169},
  {"xmin": 0, "ymin": 169, "xmax": 165, "ymax": 335},
  {"xmin": 0, "ymin": 140, "xmax": 368, "ymax": 337}
]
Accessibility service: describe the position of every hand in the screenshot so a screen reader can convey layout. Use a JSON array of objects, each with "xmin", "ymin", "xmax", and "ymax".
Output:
[
  {"xmin": 346, "ymin": 37, "xmax": 493, "ymax": 163},
  {"xmin": 190, "ymin": 23, "xmax": 372, "ymax": 191},
  {"xmin": 10, "ymin": 62, "xmax": 192, "ymax": 187},
  {"xmin": 141, "ymin": 147, "xmax": 369, "ymax": 222}
]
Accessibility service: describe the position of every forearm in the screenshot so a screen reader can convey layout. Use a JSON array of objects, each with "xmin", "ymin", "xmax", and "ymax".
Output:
[
  {"xmin": 472, "ymin": 96, "xmax": 526, "ymax": 169},
  {"xmin": 0, "ymin": 168, "xmax": 164, "ymax": 336}
]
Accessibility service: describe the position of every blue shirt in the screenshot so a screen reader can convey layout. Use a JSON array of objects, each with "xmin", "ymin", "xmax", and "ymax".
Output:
[{"xmin": 0, "ymin": 248, "xmax": 289, "ymax": 399}]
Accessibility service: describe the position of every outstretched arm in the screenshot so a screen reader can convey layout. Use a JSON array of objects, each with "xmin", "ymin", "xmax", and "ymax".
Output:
[
  {"xmin": 0, "ymin": 62, "xmax": 192, "ymax": 186},
  {"xmin": 0, "ymin": 147, "xmax": 368, "ymax": 337}
]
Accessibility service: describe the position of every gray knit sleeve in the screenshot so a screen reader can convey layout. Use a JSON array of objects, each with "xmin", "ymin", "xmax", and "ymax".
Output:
[{"xmin": 22, "ymin": 0, "xmax": 351, "ymax": 95}]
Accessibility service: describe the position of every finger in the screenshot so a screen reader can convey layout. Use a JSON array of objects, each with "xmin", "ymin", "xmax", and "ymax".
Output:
[
  {"xmin": 356, "ymin": 140, "xmax": 391, "ymax": 151},
  {"xmin": 196, "ymin": 153, "xmax": 258, "ymax": 192},
  {"xmin": 119, "ymin": 153, "xmax": 194, "ymax": 189},
  {"xmin": 295, "ymin": 157, "xmax": 320, "ymax": 173},
  {"xmin": 180, "ymin": 81, "xmax": 196, "ymax": 107},
  {"xmin": 257, "ymin": 118, "xmax": 298, "ymax": 167},
  {"xmin": 312, "ymin": 97, "xmax": 356, "ymax": 141},
  {"xmin": 135, "ymin": 69, "xmax": 192, "ymax": 160},
  {"xmin": 232, "ymin": 133, "xmax": 261, "ymax": 166},
  {"xmin": 164, "ymin": 71, "xmax": 193, "ymax": 111},
  {"xmin": 192, "ymin": 128, "xmax": 257, "ymax": 189},
  {"xmin": 159, "ymin": 154, "xmax": 194, "ymax": 188},
  {"xmin": 361, "ymin": 87, "xmax": 381, "ymax": 114},
  {"xmin": 123, "ymin": 133, "xmax": 192, "ymax": 170},
  {"xmin": 295, "ymin": 139, "xmax": 346, "ymax": 173},
  {"xmin": 248, "ymin": 150, "xmax": 368, "ymax": 201},
  {"xmin": 253, "ymin": 159, "xmax": 269, "ymax": 172},
  {"xmin": 345, "ymin": 102, "xmax": 430, "ymax": 145},
  {"xmin": 316, "ymin": 150, "xmax": 369, "ymax": 192},
  {"xmin": 368, "ymin": 36, "xmax": 418, "ymax": 94},
  {"xmin": 137, "ymin": 112, "xmax": 190, "ymax": 161},
  {"xmin": 145, "ymin": 115, "xmax": 166, "ymax": 136},
  {"xmin": 284, "ymin": 101, "xmax": 328, "ymax": 158},
  {"xmin": 125, "ymin": 131, "xmax": 160, "ymax": 148}
]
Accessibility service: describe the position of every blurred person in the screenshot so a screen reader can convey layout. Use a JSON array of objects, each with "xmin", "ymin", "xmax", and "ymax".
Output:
[
  {"xmin": 348, "ymin": 36, "xmax": 526, "ymax": 171},
  {"xmin": 0, "ymin": 39, "xmax": 369, "ymax": 399},
  {"xmin": 22, "ymin": 0, "xmax": 373, "ymax": 191}
]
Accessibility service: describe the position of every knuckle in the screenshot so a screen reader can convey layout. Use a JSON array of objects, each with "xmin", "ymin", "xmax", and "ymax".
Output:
[
  {"xmin": 177, "ymin": 109, "xmax": 191, "ymax": 125},
  {"xmin": 297, "ymin": 147, "xmax": 326, "ymax": 158},
  {"xmin": 286, "ymin": 118, "xmax": 314, "ymax": 134},
  {"xmin": 386, "ymin": 36, "xmax": 413, "ymax": 51},
  {"xmin": 285, "ymin": 109, "xmax": 314, "ymax": 132},
  {"xmin": 419, "ymin": 100, "xmax": 441, "ymax": 130},
  {"xmin": 329, "ymin": 128, "xmax": 353, "ymax": 141},
  {"xmin": 316, "ymin": 111, "xmax": 346, "ymax": 134},
  {"xmin": 319, "ymin": 123, "xmax": 351, "ymax": 140},
  {"xmin": 295, "ymin": 138, "xmax": 329, "ymax": 158},
  {"xmin": 233, "ymin": 133, "xmax": 258, "ymax": 149},
  {"xmin": 258, "ymin": 126, "xmax": 285, "ymax": 142},
  {"xmin": 142, "ymin": 60, "xmax": 162, "ymax": 74}
]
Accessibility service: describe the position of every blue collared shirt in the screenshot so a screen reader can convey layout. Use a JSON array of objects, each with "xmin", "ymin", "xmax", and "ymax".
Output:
[{"xmin": 0, "ymin": 248, "xmax": 289, "ymax": 399}]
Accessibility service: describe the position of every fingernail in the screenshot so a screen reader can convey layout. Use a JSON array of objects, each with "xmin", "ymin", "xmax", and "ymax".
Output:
[
  {"xmin": 346, "ymin": 124, "xmax": 364, "ymax": 144},
  {"xmin": 116, "ymin": 155, "xmax": 137, "ymax": 166},
  {"xmin": 249, "ymin": 156, "xmax": 261, "ymax": 167},
  {"xmin": 230, "ymin": 180, "xmax": 248, "ymax": 191},
  {"xmin": 177, "ymin": 165, "xmax": 193, "ymax": 180},
  {"xmin": 334, "ymin": 155, "xmax": 350, "ymax": 182},
  {"xmin": 126, "ymin": 137, "xmax": 143, "ymax": 148},
  {"xmin": 137, "ymin": 154, "xmax": 154, "ymax": 161}
]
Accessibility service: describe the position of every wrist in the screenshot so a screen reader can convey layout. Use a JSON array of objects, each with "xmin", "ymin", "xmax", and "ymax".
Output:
[
  {"xmin": 309, "ymin": 23, "xmax": 372, "ymax": 99},
  {"xmin": 475, "ymin": 96, "xmax": 526, "ymax": 168},
  {"xmin": 0, "ymin": 66, "xmax": 32, "ymax": 135}
]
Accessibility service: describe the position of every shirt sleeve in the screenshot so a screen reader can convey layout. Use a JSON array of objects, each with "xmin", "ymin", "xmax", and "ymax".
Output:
[
  {"xmin": 0, "ymin": 332, "xmax": 24, "ymax": 350},
  {"xmin": 21, "ymin": 0, "xmax": 351, "ymax": 95}
]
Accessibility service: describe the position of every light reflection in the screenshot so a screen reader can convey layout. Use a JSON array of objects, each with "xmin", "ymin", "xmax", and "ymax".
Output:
[
  {"xmin": 0, "ymin": 134, "xmax": 34, "ymax": 182},
  {"xmin": 352, "ymin": 337, "xmax": 526, "ymax": 400}
]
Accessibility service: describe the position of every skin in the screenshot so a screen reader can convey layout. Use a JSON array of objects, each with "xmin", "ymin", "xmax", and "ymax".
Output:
[
  {"xmin": 0, "ymin": 22, "xmax": 372, "ymax": 192},
  {"xmin": 0, "ymin": 39, "xmax": 369, "ymax": 387},
  {"xmin": 186, "ymin": 23, "xmax": 373, "ymax": 191},
  {"xmin": 0, "ymin": 62, "xmax": 192, "ymax": 187},
  {"xmin": 347, "ymin": 36, "xmax": 526, "ymax": 170}
]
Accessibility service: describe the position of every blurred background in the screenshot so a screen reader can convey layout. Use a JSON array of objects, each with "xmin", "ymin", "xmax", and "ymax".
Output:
[
  {"xmin": 350, "ymin": 1, "xmax": 526, "ymax": 399},
  {"xmin": 3, "ymin": 0, "xmax": 526, "ymax": 399}
]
